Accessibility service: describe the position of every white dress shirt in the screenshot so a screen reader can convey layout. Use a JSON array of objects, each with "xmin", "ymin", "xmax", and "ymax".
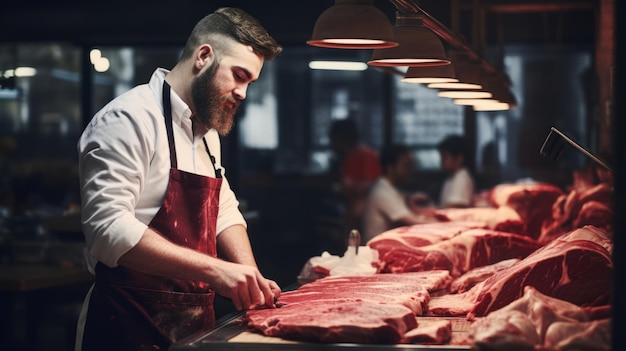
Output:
[
  {"xmin": 362, "ymin": 177, "xmax": 412, "ymax": 242},
  {"xmin": 439, "ymin": 167, "xmax": 475, "ymax": 208},
  {"xmin": 77, "ymin": 68, "xmax": 246, "ymax": 270}
]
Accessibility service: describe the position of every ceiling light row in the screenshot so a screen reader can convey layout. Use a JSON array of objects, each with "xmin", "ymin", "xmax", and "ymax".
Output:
[{"xmin": 307, "ymin": 0, "xmax": 516, "ymax": 111}]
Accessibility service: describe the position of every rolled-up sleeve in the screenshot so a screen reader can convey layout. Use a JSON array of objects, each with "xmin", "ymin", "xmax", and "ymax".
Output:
[{"xmin": 78, "ymin": 107, "xmax": 155, "ymax": 268}]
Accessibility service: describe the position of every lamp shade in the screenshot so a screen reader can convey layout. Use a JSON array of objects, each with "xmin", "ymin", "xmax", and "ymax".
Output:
[
  {"xmin": 401, "ymin": 64, "xmax": 457, "ymax": 84},
  {"xmin": 368, "ymin": 12, "xmax": 450, "ymax": 67},
  {"xmin": 307, "ymin": 0, "xmax": 398, "ymax": 49},
  {"xmin": 427, "ymin": 56, "xmax": 483, "ymax": 89}
]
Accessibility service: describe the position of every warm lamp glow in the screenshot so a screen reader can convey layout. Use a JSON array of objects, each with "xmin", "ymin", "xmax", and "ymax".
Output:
[
  {"xmin": 473, "ymin": 102, "xmax": 511, "ymax": 111},
  {"xmin": 452, "ymin": 98, "xmax": 500, "ymax": 106},
  {"xmin": 438, "ymin": 90, "xmax": 492, "ymax": 99},
  {"xmin": 307, "ymin": 0, "xmax": 398, "ymax": 49},
  {"xmin": 428, "ymin": 82, "xmax": 481, "ymax": 89},
  {"xmin": 308, "ymin": 61, "xmax": 368, "ymax": 71},
  {"xmin": 401, "ymin": 64, "xmax": 457, "ymax": 84}
]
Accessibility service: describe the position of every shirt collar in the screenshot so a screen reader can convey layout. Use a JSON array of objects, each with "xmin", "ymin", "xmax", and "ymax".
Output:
[{"xmin": 150, "ymin": 68, "xmax": 194, "ymax": 139}]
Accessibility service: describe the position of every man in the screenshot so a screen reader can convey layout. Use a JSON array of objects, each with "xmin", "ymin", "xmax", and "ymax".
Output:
[
  {"xmin": 362, "ymin": 144, "xmax": 436, "ymax": 242},
  {"xmin": 438, "ymin": 134, "xmax": 475, "ymax": 208},
  {"xmin": 328, "ymin": 118, "xmax": 381, "ymax": 232},
  {"xmin": 75, "ymin": 8, "xmax": 282, "ymax": 350}
]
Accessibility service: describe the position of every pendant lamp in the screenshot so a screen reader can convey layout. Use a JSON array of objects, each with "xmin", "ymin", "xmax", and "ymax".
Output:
[
  {"xmin": 368, "ymin": 11, "xmax": 450, "ymax": 67},
  {"xmin": 427, "ymin": 52, "xmax": 482, "ymax": 89},
  {"xmin": 453, "ymin": 73, "xmax": 516, "ymax": 110},
  {"xmin": 307, "ymin": 0, "xmax": 398, "ymax": 49},
  {"xmin": 401, "ymin": 63, "xmax": 457, "ymax": 84}
]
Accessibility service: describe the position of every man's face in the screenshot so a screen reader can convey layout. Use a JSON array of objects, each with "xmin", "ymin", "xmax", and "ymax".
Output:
[
  {"xmin": 393, "ymin": 152, "xmax": 415, "ymax": 186},
  {"xmin": 191, "ymin": 41, "xmax": 264, "ymax": 136},
  {"xmin": 440, "ymin": 151, "xmax": 463, "ymax": 173}
]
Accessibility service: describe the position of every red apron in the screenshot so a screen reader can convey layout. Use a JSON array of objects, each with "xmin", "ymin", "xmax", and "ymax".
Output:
[{"xmin": 80, "ymin": 81, "xmax": 223, "ymax": 350}]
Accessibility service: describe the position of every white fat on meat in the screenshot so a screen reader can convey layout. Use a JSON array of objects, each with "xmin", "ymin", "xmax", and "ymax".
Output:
[
  {"xmin": 401, "ymin": 319, "xmax": 452, "ymax": 345},
  {"xmin": 434, "ymin": 206, "xmax": 526, "ymax": 235},
  {"xmin": 450, "ymin": 258, "xmax": 520, "ymax": 293},
  {"xmin": 367, "ymin": 221, "xmax": 486, "ymax": 249},
  {"xmin": 470, "ymin": 310, "xmax": 539, "ymax": 350},
  {"xmin": 469, "ymin": 286, "xmax": 611, "ymax": 350},
  {"xmin": 544, "ymin": 319, "xmax": 611, "ymax": 351}
]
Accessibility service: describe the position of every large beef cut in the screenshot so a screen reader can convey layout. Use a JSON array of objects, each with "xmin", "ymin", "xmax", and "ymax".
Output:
[
  {"xmin": 244, "ymin": 271, "xmax": 453, "ymax": 343},
  {"xmin": 468, "ymin": 286, "xmax": 611, "ymax": 351},
  {"xmin": 428, "ymin": 226, "xmax": 613, "ymax": 318},
  {"xmin": 279, "ymin": 271, "xmax": 452, "ymax": 315},
  {"xmin": 367, "ymin": 221, "xmax": 486, "ymax": 250},
  {"xmin": 488, "ymin": 182, "xmax": 564, "ymax": 239},
  {"xmin": 539, "ymin": 183, "xmax": 613, "ymax": 244},
  {"xmin": 373, "ymin": 228, "xmax": 541, "ymax": 277},
  {"xmin": 433, "ymin": 206, "xmax": 526, "ymax": 236},
  {"xmin": 449, "ymin": 258, "xmax": 520, "ymax": 293},
  {"xmin": 245, "ymin": 299, "xmax": 417, "ymax": 344}
]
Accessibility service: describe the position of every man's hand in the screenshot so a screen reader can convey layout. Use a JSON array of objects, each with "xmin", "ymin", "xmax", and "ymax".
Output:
[{"xmin": 209, "ymin": 260, "xmax": 280, "ymax": 310}]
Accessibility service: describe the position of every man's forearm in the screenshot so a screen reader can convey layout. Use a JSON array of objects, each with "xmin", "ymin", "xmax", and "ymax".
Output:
[
  {"xmin": 217, "ymin": 224, "xmax": 258, "ymax": 267},
  {"xmin": 117, "ymin": 227, "xmax": 223, "ymax": 282}
]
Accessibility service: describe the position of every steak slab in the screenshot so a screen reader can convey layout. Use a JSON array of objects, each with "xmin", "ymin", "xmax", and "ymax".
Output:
[
  {"xmin": 246, "ymin": 299, "xmax": 417, "ymax": 344},
  {"xmin": 245, "ymin": 271, "xmax": 454, "ymax": 343}
]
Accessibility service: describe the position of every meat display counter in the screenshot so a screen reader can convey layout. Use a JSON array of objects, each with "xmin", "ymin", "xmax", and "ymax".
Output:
[{"xmin": 170, "ymin": 312, "xmax": 472, "ymax": 351}]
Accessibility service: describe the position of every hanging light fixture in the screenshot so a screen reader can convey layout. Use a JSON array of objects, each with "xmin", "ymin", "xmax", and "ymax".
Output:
[
  {"xmin": 453, "ymin": 73, "xmax": 516, "ymax": 110},
  {"xmin": 307, "ymin": 0, "xmax": 398, "ymax": 49},
  {"xmin": 427, "ymin": 52, "xmax": 482, "ymax": 89},
  {"xmin": 401, "ymin": 63, "xmax": 457, "ymax": 84},
  {"xmin": 368, "ymin": 11, "xmax": 450, "ymax": 67}
]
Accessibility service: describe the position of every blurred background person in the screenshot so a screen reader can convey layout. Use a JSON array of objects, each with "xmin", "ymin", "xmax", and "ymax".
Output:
[
  {"xmin": 438, "ymin": 134, "xmax": 475, "ymax": 208},
  {"xmin": 362, "ymin": 144, "xmax": 436, "ymax": 242},
  {"xmin": 328, "ymin": 118, "xmax": 381, "ymax": 232}
]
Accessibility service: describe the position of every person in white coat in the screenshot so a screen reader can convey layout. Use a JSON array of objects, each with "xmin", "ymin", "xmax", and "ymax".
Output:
[{"xmin": 438, "ymin": 134, "xmax": 475, "ymax": 208}]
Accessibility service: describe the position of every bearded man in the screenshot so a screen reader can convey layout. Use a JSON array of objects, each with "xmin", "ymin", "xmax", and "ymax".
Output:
[{"xmin": 75, "ymin": 8, "xmax": 282, "ymax": 351}]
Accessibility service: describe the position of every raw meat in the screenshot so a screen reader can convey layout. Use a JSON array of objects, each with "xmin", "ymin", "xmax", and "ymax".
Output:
[
  {"xmin": 469, "ymin": 286, "xmax": 611, "ymax": 351},
  {"xmin": 488, "ymin": 182, "xmax": 564, "ymax": 239},
  {"xmin": 245, "ymin": 299, "xmax": 417, "ymax": 344},
  {"xmin": 428, "ymin": 226, "xmax": 613, "ymax": 318},
  {"xmin": 572, "ymin": 201, "xmax": 612, "ymax": 232},
  {"xmin": 539, "ymin": 183, "xmax": 613, "ymax": 245},
  {"xmin": 544, "ymin": 319, "xmax": 611, "ymax": 350},
  {"xmin": 469, "ymin": 310, "xmax": 540, "ymax": 350},
  {"xmin": 367, "ymin": 221, "xmax": 486, "ymax": 250},
  {"xmin": 468, "ymin": 226, "xmax": 612, "ymax": 318},
  {"xmin": 450, "ymin": 258, "xmax": 520, "ymax": 293},
  {"xmin": 433, "ymin": 206, "xmax": 526, "ymax": 236},
  {"xmin": 401, "ymin": 319, "xmax": 452, "ymax": 344},
  {"xmin": 244, "ymin": 271, "xmax": 453, "ymax": 344},
  {"xmin": 374, "ymin": 228, "xmax": 540, "ymax": 277},
  {"xmin": 283, "ymin": 271, "xmax": 452, "ymax": 315}
]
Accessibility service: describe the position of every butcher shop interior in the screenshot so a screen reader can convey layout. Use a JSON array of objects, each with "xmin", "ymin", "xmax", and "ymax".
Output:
[{"xmin": 0, "ymin": 0, "xmax": 624, "ymax": 350}]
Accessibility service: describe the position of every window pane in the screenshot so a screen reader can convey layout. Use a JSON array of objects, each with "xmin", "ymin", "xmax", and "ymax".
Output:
[{"xmin": 393, "ymin": 75, "xmax": 465, "ymax": 169}]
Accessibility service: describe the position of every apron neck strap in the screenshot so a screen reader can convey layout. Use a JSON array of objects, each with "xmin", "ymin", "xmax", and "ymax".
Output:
[
  {"xmin": 162, "ymin": 80, "xmax": 222, "ymax": 179},
  {"xmin": 162, "ymin": 81, "xmax": 178, "ymax": 169}
]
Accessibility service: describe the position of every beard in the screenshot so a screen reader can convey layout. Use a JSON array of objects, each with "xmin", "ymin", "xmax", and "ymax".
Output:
[{"xmin": 191, "ymin": 63, "xmax": 240, "ymax": 136}]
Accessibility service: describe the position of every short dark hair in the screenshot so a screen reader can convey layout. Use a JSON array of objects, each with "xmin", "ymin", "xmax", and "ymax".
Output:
[
  {"xmin": 438, "ymin": 134, "xmax": 469, "ymax": 159},
  {"xmin": 380, "ymin": 144, "xmax": 411, "ymax": 172},
  {"xmin": 181, "ymin": 7, "xmax": 282, "ymax": 61},
  {"xmin": 329, "ymin": 118, "xmax": 359, "ymax": 146}
]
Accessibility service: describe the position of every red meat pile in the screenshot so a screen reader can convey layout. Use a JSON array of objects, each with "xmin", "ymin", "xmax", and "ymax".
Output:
[
  {"xmin": 244, "ymin": 271, "xmax": 452, "ymax": 344},
  {"xmin": 538, "ymin": 183, "xmax": 613, "ymax": 244}
]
